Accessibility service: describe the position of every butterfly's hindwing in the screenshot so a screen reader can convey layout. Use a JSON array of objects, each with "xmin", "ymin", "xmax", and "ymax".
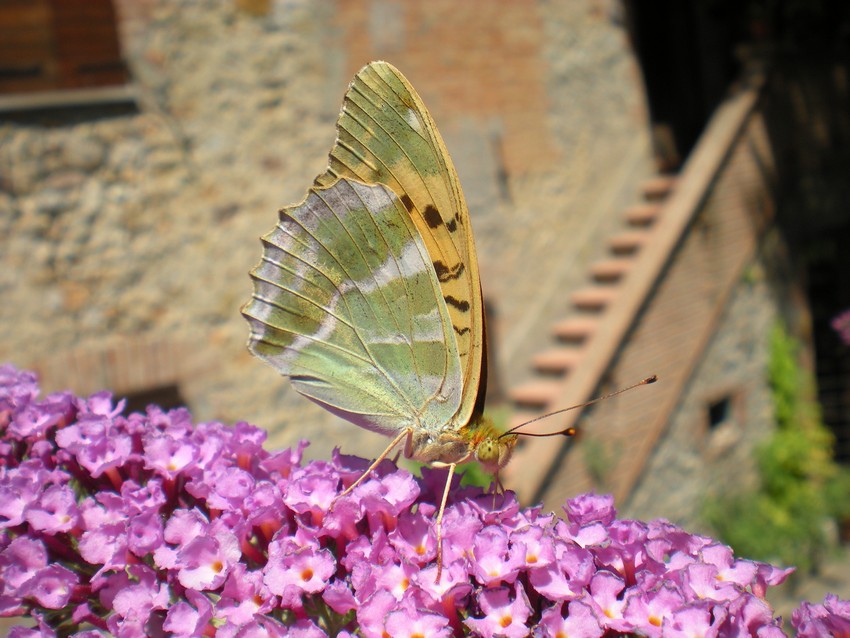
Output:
[{"xmin": 244, "ymin": 178, "xmax": 462, "ymax": 436}]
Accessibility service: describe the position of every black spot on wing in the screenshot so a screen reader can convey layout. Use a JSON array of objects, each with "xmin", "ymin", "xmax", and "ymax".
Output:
[
  {"xmin": 446, "ymin": 217, "xmax": 457, "ymax": 232},
  {"xmin": 401, "ymin": 194, "xmax": 414, "ymax": 212},
  {"xmin": 444, "ymin": 295, "xmax": 470, "ymax": 312},
  {"xmin": 423, "ymin": 205, "xmax": 443, "ymax": 229},
  {"xmin": 433, "ymin": 260, "xmax": 465, "ymax": 282},
  {"xmin": 454, "ymin": 324, "xmax": 470, "ymax": 336}
]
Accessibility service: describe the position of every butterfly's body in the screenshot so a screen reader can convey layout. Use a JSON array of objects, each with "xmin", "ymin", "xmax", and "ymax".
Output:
[
  {"xmin": 403, "ymin": 415, "xmax": 517, "ymax": 470},
  {"xmin": 243, "ymin": 61, "xmax": 515, "ymax": 577}
]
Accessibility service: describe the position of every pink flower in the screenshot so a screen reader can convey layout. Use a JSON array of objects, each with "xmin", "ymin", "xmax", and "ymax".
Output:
[
  {"xmin": 218, "ymin": 563, "xmax": 277, "ymax": 625},
  {"xmin": 356, "ymin": 589, "xmax": 399, "ymax": 638},
  {"xmin": 286, "ymin": 619, "xmax": 329, "ymax": 637},
  {"xmin": 528, "ymin": 541, "xmax": 594, "ymax": 601},
  {"xmin": 682, "ymin": 563, "xmax": 739, "ymax": 602},
  {"xmin": 464, "ymin": 584, "xmax": 532, "ymax": 638},
  {"xmin": 470, "ymin": 526, "xmax": 525, "ymax": 585},
  {"xmin": 20, "ymin": 564, "xmax": 78, "ymax": 609},
  {"xmin": 435, "ymin": 501, "xmax": 484, "ymax": 566},
  {"xmin": 356, "ymin": 468, "xmax": 420, "ymax": 532},
  {"xmin": 163, "ymin": 589, "xmax": 214, "ymax": 637},
  {"xmin": 107, "ymin": 565, "xmax": 170, "ymax": 636},
  {"xmin": 7, "ymin": 394, "xmax": 73, "ymax": 439},
  {"xmin": 127, "ymin": 509, "xmax": 165, "ymax": 555},
  {"xmin": 176, "ymin": 520, "xmax": 241, "ymax": 590},
  {"xmin": 623, "ymin": 583, "xmax": 685, "ymax": 636},
  {"xmin": 726, "ymin": 594, "xmax": 782, "ymax": 635},
  {"xmin": 77, "ymin": 492, "xmax": 130, "ymax": 572},
  {"xmin": 538, "ymin": 599, "xmax": 604, "ymax": 638},
  {"xmin": 413, "ymin": 560, "xmax": 473, "ymax": 606},
  {"xmin": 563, "ymin": 493, "xmax": 617, "ymax": 527},
  {"xmin": 511, "ymin": 525, "xmax": 556, "ymax": 570},
  {"xmin": 384, "ymin": 603, "xmax": 453, "ymax": 638},
  {"xmin": 374, "ymin": 560, "xmax": 417, "ymax": 601},
  {"xmin": 793, "ymin": 593, "xmax": 850, "ymax": 637},
  {"xmin": 585, "ymin": 571, "xmax": 633, "ymax": 632},
  {"xmin": 143, "ymin": 432, "xmax": 199, "ymax": 478},
  {"xmin": 264, "ymin": 539, "xmax": 335, "ymax": 606},
  {"xmin": 662, "ymin": 604, "xmax": 720, "ymax": 638},
  {"xmin": 54, "ymin": 415, "xmax": 133, "ymax": 478},
  {"xmin": 0, "ymin": 537, "xmax": 48, "ymax": 598},
  {"xmin": 283, "ymin": 465, "xmax": 340, "ymax": 524},
  {"xmin": 832, "ymin": 309, "xmax": 850, "ymax": 345},
  {"xmin": 388, "ymin": 509, "xmax": 437, "ymax": 565}
]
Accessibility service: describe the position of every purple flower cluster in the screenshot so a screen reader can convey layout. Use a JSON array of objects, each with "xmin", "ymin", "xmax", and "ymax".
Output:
[{"xmin": 1, "ymin": 364, "xmax": 848, "ymax": 637}]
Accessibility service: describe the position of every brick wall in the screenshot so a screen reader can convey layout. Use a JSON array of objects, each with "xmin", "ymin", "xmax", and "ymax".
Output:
[{"xmin": 335, "ymin": 0, "xmax": 558, "ymax": 177}]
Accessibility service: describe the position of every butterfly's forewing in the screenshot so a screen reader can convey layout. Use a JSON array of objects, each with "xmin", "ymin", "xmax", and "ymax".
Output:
[
  {"xmin": 244, "ymin": 178, "xmax": 462, "ymax": 436},
  {"xmin": 313, "ymin": 61, "xmax": 485, "ymax": 429}
]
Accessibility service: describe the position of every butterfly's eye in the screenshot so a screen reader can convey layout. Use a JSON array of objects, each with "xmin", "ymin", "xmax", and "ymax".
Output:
[{"xmin": 476, "ymin": 439, "xmax": 499, "ymax": 464}]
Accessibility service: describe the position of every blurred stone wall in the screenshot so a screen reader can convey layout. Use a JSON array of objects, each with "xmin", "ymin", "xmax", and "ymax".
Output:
[
  {"xmin": 0, "ymin": 0, "xmax": 651, "ymax": 462},
  {"xmin": 624, "ymin": 250, "xmax": 781, "ymax": 529}
]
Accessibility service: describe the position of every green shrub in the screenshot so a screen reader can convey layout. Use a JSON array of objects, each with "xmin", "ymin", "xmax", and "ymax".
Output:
[{"xmin": 702, "ymin": 322, "xmax": 850, "ymax": 573}]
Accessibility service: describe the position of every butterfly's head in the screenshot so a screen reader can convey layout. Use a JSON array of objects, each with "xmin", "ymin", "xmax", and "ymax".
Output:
[{"xmin": 472, "ymin": 418, "xmax": 518, "ymax": 474}]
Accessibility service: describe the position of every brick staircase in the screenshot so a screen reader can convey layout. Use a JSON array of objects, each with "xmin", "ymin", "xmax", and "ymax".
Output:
[
  {"xmin": 507, "ymin": 175, "xmax": 676, "ymax": 427},
  {"xmin": 501, "ymin": 76, "xmax": 774, "ymax": 507}
]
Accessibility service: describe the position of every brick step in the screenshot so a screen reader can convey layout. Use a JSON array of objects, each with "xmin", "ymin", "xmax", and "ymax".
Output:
[
  {"xmin": 608, "ymin": 230, "xmax": 651, "ymax": 256},
  {"xmin": 508, "ymin": 380, "xmax": 562, "ymax": 409},
  {"xmin": 590, "ymin": 257, "xmax": 634, "ymax": 283},
  {"xmin": 508, "ymin": 179, "xmax": 669, "ymax": 420},
  {"xmin": 641, "ymin": 175, "xmax": 677, "ymax": 202},
  {"xmin": 624, "ymin": 202, "xmax": 662, "ymax": 227},
  {"xmin": 532, "ymin": 346, "xmax": 583, "ymax": 374},
  {"xmin": 571, "ymin": 286, "xmax": 619, "ymax": 311},
  {"xmin": 551, "ymin": 317, "xmax": 597, "ymax": 342}
]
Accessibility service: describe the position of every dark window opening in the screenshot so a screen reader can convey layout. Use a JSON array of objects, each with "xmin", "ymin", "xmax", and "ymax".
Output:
[
  {"xmin": 120, "ymin": 385, "xmax": 187, "ymax": 416},
  {"xmin": 0, "ymin": 65, "xmax": 44, "ymax": 80},
  {"xmin": 708, "ymin": 396, "xmax": 732, "ymax": 429},
  {"xmin": 0, "ymin": 0, "xmax": 129, "ymax": 95}
]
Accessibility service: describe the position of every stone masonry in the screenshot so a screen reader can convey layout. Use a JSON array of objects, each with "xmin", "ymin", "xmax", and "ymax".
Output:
[{"xmin": 0, "ymin": 0, "xmax": 651, "ymax": 465}]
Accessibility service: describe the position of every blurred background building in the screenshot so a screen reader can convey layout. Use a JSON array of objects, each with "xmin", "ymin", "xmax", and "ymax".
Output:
[{"xmin": 1, "ymin": 0, "xmax": 849, "ymax": 586}]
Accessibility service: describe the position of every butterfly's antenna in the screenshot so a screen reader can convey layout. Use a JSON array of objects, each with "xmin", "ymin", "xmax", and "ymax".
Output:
[{"xmin": 499, "ymin": 375, "xmax": 658, "ymax": 439}]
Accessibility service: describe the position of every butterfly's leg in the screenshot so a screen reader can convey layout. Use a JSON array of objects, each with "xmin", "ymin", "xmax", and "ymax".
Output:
[
  {"xmin": 337, "ymin": 428, "xmax": 412, "ymax": 499},
  {"xmin": 492, "ymin": 471, "xmax": 506, "ymax": 494},
  {"xmin": 430, "ymin": 460, "xmax": 457, "ymax": 584}
]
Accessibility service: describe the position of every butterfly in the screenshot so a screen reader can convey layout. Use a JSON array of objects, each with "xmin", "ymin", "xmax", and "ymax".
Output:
[{"xmin": 242, "ymin": 61, "xmax": 519, "ymax": 578}]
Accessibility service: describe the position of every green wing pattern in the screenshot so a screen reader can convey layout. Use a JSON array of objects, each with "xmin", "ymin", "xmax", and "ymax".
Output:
[{"xmin": 243, "ymin": 178, "xmax": 462, "ymax": 436}]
